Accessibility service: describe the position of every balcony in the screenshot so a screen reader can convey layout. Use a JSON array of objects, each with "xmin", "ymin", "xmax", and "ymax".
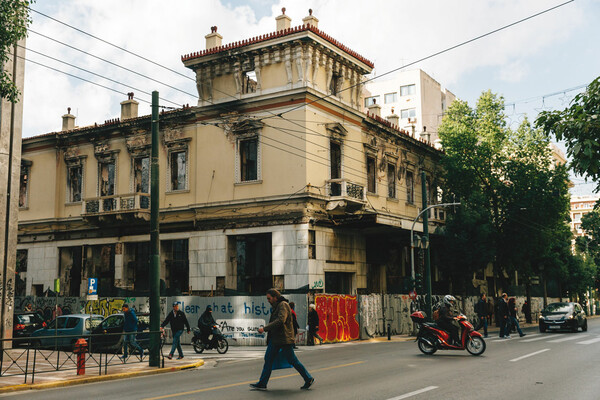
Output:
[
  {"xmin": 82, "ymin": 193, "xmax": 150, "ymax": 223},
  {"xmin": 325, "ymin": 179, "xmax": 366, "ymax": 214}
]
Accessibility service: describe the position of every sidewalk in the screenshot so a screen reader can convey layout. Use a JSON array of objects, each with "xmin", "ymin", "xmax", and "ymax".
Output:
[{"xmin": 0, "ymin": 349, "xmax": 203, "ymax": 394}]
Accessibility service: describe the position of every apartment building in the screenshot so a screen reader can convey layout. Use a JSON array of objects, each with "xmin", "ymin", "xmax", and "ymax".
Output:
[
  {"xmin": 17, "ymin": 10, "xmax": 444, "ymax": 298},
  {"xmin": 570, "ymin": 195, "xmax": 600, "ymax": 236}
]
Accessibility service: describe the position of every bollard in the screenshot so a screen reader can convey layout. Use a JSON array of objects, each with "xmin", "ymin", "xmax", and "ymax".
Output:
[
  {"xmin": 74, "ymin": 338, "xmax": 88, "ymax": 375},
  {"xmin": 387, "ymin": 324, "xmax": 391, "ymax": 340}
]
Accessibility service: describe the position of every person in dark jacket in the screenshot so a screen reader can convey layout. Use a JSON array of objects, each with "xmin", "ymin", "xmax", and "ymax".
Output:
[
  {"xmin": 438, "ymin": 295, "xmax": 459, "ymax": 345},
  {"xmin": 508, "ymin": 298, "xmax": 526, "ymax": 337},
  {"xmin": 475, "ymin": 293, "xmax": 488, "ymax": 338},
  {"xmin": 250, "ymin": 289, "xmax": 314, "ymax": 391},
  {"xmin": 122, "ymin": 304, "xmax": 144, "ymax": 360},
  {"xmin": 198, "ymin": 306, "xmax": 216, "ymax": 343},
  {"xmin": 307, "ymin": 304, "xmax": 323, "ymax": 345},
  {"xmin": 522, "ymin": 300, "xmax": 532, "ymax": 323},
  {"xmin": 289, "ymin": 301, "xmax": 299, "ymax": 348},
  {"xmin": 498, "ymin": 293, "xmax": 510, "ymax": 338},
  {"xmin": 161, "ymin": 302, "xmax": 190, "ymax": 360}
]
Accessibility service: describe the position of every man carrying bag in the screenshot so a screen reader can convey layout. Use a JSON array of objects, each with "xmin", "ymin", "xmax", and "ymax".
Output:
[{"xmin": 250, "ymin": 289, "xmax": 314, "ymax": 391}]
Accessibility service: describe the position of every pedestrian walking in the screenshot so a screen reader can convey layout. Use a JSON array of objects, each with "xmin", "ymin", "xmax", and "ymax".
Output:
[
  {"xmin": 121, "ymin": 304, "xmax": 144, "ymax": 361},
  {"xmin": 307, "ymin": 303, "xmax": 323, "ymax": 345},
  {"xmin": 250, "ymin": 289, "xmax": 314, "ymax": 391},
  {"xmin": 161, "ymin": 302, "xmax": 190, "ymax": 360},
  {"xmin": 522, "ymin": 300, "xmax": 532, "ymax": 324},
  {"xmin": 290, "ymin": 301, "xmax": 299, "ymax": 348},
  {"xmin": 508, "ymin": 298, "xmax": 526, "ymax": 337},
  {"xmin": 486, "ymin": 298, "xmax": 494, "ymax": 324},
  {"xmin": 499, "ymin": 293, "xmax": 510, "ymax": 338},
  {"xmin": 475, "ymin": 293, "xmax": 488, "ymax": 337}
]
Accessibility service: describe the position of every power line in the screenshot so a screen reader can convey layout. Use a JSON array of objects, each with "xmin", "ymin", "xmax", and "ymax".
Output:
[
  {"xmin": 21, "ymin": 45, "xmax": 182, "ymax": 107},
  {"xmin": 262, "ymin": 0, "xmax": 575, "ymax": 121}
]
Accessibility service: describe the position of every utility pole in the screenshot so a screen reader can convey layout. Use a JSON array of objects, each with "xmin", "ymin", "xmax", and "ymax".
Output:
[
  {"xmin": 421, "ymin": 170, "xmax": 432, "ymax": 321},
  {"xmin": 149, "ymin": 91, "xmax": 160, "ymax": 367}
]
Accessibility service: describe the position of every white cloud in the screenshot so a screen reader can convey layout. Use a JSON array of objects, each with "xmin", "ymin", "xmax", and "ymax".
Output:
[{"xmin": 21, "ymin": 0, "xmax": 588, "ymax": 137}]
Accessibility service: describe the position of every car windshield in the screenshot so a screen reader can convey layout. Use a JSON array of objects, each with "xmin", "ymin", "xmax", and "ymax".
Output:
[
  {"xmin": 101, "ymin": 315, "xmax": 124, "ymax": 330},
  {"xmin": 16, "ymin": 314, "xmax": 42, "ymax": 324},
  {"xmin": 544, "ymin": 303, "xmax": 572, "ymax": 314},
  {"xmin": 86, "ymin": 316, "xmax": 104, "ymax": 330}
]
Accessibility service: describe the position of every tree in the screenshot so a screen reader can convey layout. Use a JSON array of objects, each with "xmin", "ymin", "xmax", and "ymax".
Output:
[
  {"xmin": 537, "ymin": 76, "xmax": 600, "ymax": 190},
  {"xmin": 0, "ymin": 0, "xmax": 33, "ymax": 102},
  {"xmin": 438, "ymin": 90, "xmax": 573, "ymax": 295}
]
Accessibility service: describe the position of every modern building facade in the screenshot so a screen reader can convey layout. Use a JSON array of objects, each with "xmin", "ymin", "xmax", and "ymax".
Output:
[
  {"xmin": 363, "ymin": 69, "xmax": 456, "ymax": 147},
  {"xmin": 570, "ymin": 195, "xmax": 599, "ymax": 237},
  {"xmin": 17, "ymin": 10, "xmax": 445, "ymax": 298}
]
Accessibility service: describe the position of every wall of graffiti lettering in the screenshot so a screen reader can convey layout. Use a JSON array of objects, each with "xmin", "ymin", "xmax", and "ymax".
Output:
[{"xmin": 314, "ymin": 294, "xmax": 359, "ymax": 343}]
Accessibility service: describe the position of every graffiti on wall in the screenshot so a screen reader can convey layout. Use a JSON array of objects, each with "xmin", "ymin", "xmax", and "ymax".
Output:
[
  {"xmin": 315, "ymin": 294, "xmax": 359, "ymax": 343},
  {"xmin": 84, "ymin": 298, "xmax": 125, "ymax": 316}
]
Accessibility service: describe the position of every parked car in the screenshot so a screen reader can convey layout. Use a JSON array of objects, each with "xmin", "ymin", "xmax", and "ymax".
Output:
[
  {"xmin": 13, "ymin": 312, "xmax": 45, "ymax": 345},
  {"xmin": 539, "ymin": 302, "xmax": 587, "ymax": 333},
  {"xmin": 30, "ymin": 314, "xmax": 104, "ymax": 349},
  {"xmin": 89, "ymin": 312, "xmax": 151, "ymax": 353}
]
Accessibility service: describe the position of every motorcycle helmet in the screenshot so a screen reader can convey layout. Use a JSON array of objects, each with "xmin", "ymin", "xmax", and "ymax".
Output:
[{"xmin": 443, "ymin": 295, "xmax": 456, "ymax": 307}]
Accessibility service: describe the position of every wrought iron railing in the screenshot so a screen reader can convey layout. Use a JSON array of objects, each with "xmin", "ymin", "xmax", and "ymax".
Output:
[{"xmin": 326, "ymin": 179, "xmax": 366, "ymax": 202}]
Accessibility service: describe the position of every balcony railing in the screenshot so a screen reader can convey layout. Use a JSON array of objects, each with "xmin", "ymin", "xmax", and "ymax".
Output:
[
  {"xmin": 82, "ymin": 193, "xmax": 150, "ymax": 222},
  {"xmin": 326, "ymin": 179, "xmax": 366, "ymax": 202}
]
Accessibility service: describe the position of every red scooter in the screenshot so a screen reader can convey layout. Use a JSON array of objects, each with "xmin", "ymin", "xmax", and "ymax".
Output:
[{"xmin": 410, "ymin": 311, "xmax": 486, "ymax": 356}]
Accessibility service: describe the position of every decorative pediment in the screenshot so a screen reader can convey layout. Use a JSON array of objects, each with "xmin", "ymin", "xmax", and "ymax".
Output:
[
  {"xmin": 126, "ymin": 133, "xmax": 151, "ymax": 155},
  {"xmin": 162, "ymin": 128, "xmax": 191, "ymax": 149},
  {"xmin": 63, "ymin": 146, "xmax": 87, "ymax": 164},
  {"xmin": 93, "ymin": 140, "xmax": 119, "ymax": 161},
  {"xmin": 325, "ymin": 122, "xmax": 348, "ymax": 139}
]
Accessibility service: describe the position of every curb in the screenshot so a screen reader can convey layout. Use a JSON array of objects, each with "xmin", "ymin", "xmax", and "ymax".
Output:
[{"xmin": 0, "ymin": 360, "xmax": 204, "ymax": 394}]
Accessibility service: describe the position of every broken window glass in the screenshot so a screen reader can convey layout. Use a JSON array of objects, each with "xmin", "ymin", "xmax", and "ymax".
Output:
[
  {"xmin": 239, "ymin": 138, "xmax": 258, "ymax": 182},
  {"xmin": 330, "ymin": 141, "xmax": 341, "ymax": 196},
  {"xmin": 99, "ymin": 161, "xmax": 115, "ymax": 196},
  {"xmin": 366, "ymin": 156, "xmax": 376, "ymax": 193},
  {"xmin": 388, "ymin": 163, "xmax": 396, "ymax": 199},
  {"xmin": 170, "ymin": 151, "xmax": 187, "ymax": 191},
  {"xmin": 19, "ymin": 166, "xmax": 29, "ymax": 208},
  {"xmin": 134, "ymin": 157, "xmax": 150, "ymax": 193},
  {"xmin": 68, "ymin": 165, "xmax": 82, "ymax": 202},
  {"xmin": 406, "ymin": 171, "xmax": 414, "ymax": 203}
]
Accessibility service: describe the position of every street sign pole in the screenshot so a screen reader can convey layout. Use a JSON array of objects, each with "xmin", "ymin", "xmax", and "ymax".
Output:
[
  {"xmin": 149, "ymin": 91, "xmax": 161, "ymax": 367},
  {"xmin": 421, "ymin": 171, "xmax": 433, "ymax": 321}
]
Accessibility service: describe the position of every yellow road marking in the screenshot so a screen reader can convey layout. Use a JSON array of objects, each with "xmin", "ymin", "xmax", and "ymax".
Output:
[{"xmin": 142, "ymin": 361, "xmax": 365, "ymax": 400}]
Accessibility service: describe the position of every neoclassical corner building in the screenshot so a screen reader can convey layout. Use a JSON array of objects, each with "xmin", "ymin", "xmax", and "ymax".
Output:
[{"xmin": 17, "ymin": 10, "xmax": 446, "ymax": 298}]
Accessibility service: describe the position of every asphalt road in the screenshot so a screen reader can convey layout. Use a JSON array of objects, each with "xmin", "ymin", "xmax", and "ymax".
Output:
[{"xmin": 3, "ymin": 318, "xmax": 600, "ymax": 400}]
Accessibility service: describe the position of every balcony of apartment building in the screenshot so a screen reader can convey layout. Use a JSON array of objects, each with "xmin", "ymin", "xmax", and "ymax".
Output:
[
  {"xmin": 82, "ymin": 192, "xmax": 150, "ymax": 224},
  {"xmin": 325, "ymin": 178, "xmax": 366, "ymax": 214}
]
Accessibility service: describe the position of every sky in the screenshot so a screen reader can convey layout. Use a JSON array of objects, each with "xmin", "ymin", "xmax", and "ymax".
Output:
[{"xmin": 21, "ymin": 0, "xmax": 600, "ymax": 195}]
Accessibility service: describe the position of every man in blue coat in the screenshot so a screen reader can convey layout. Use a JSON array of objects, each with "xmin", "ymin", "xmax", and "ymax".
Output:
[{"xmin": 122, "ymin": 304, "xmax": 144, "ymax": 361}]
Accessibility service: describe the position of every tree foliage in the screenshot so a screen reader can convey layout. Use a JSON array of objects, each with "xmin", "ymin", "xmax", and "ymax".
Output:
[
  {"xmin": 438, "ymin": 90, "xmax": 573, "ymax": 294},
  {"xmin": 0, "ymin": 0, "xmax": 32, "ymax": 103},
  {"xmin": 537, "ymin": 76, "xmax": 600, "ymax": 190}
]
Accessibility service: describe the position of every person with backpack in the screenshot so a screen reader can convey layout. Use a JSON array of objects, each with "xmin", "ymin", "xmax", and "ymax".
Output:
[{"xmin": 437, "ymin": 295, "xmax": 460, "ymax": 345}]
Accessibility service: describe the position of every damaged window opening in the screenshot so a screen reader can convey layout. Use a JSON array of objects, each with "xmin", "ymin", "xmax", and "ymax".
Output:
[
  {"xmin": 235, "ymin": 233, "xmax": 272, "ymax": 295},
  {"xmin": 19, "ymin": 165, "xmax": 29, "ymax": 208},
  {"xmin": 330, "ymin": 141, "xmax": 342, "ymax": 196},
  {"xmin": 68, "ymin": 164, "xmax": 82, "ymax": 202},
  {"xmin": 99, "ymin": 161, "xmax": 115, "ymax": 197},
  {"xmin": 366, "ymin": 156, "xmax": 376, "ymax": 194},
  {"xmin": 406, "ymin": 171, "xmax": 414, "ymax": 204},
  {"xmin": 239, "ymin": 137, "xmax": 258, "ymax": 182},
  {"xmin": 387, "ymin": 163, "xmax": 396, "ymax": 199},
  {"xmin": 308, "ymin": 230, "xmax": 316, "ymax": 259},
  {"xmin": 170, "ymin": 151, "xmax": 187, "ymax": 191},
  {"xmin": 243, "ymin": 70, "xmax": 257, "ymax": 94},
  {"xmin": 134, "ymin": 156, "xmax": 150, "ymax": 193},
  {"xmin": 330, "ymin": 73, "xmax": 342, "ymax": 96}
]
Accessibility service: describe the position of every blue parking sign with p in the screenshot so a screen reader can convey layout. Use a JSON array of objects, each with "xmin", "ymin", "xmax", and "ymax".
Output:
[{"xmin": 88, "ymin": 278, "xmax": 97, "ymax": 295}]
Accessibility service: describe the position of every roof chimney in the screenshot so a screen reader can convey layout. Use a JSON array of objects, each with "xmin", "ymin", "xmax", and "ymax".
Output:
[
  {"xmin": 120, "ymin": 92, "xmax": 139, "ymax": 120},
  {"xmin": 62, "ymin": 107, "xmax": 75, "ymax": 131},
  {"xmin": 302, "ymin": 9, "xmax": 319, "ymax": 28},
  {"xmin": 367, "ymin": 99, "xmax": 381, "ymax": 117},
  {"xmin": 387, "ymin": 108, "xmax": 399, "ymax": 127},
  {"xmin": 205, "ymin": 26, "xmax": 223, "ymax": 50},
  {"xmin": 276, "ymin": 7, "xmax": 291, "ymax": 31}
]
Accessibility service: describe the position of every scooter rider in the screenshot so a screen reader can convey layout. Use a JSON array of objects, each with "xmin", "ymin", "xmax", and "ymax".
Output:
[
  {"xmin": 198, "ymin": 306, "xmax": 216, "ymax": 344},
  {"xmin": 438, "ymin": 295, "xmax": 460, "ymax": 345}
]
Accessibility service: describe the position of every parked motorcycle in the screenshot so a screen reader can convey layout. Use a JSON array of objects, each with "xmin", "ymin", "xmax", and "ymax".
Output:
[
  {"xmin": 191, "ymin": 326, "xmax": 228, "ymax": 354},
  {"xmin": 410, "ymin": 311, "xmax": 486, "ymax": 356}
]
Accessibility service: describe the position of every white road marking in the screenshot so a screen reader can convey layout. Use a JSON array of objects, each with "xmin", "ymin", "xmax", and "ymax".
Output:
[
  {"xmin": 510, "ymin": 348, "xmax": 550, "ymax": 362},
  {"xmin": 522, "ymin": 334, "xmax": 562, "ymax": 342},
  {"xmin": 548, "ymin": 334, "xmax": 589, "ymax": 343},
  {"xmin": 576, "ymin": 337, "xmax": 600, "ymax": 345},
  {"xmin": 386, "ymin": 386, "xmax": 438, "ymax": 399}
]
